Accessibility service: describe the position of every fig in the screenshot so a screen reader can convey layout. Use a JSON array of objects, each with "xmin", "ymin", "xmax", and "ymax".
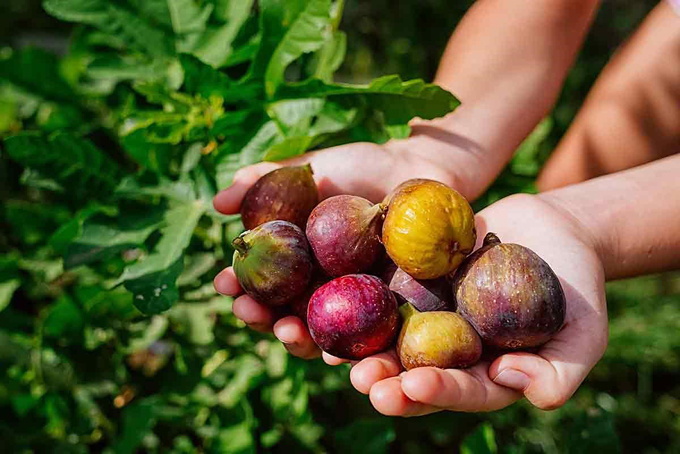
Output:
[
  {"xmin": 382, "ymin": 179, "xmax": 476, "ymax": 280},
  {"xmin": 232, "ymin": 220, "xmax": 313, "ymax": 306},
  {"xmin": 452, "ymin": 233, "xmax": 566, "ymax": 350},
  {"xmin": 240, "ymin": 164, "xmax": 318, "ymax": 230},
  {"xmin": 382, "ymin": 262, "xmax": 453, "ymax": 312},
  {"xmin": 306, "ymin": 195, "xmax": 386, "ymax": 277},
  {"xmin": 307, "ymin": 274, "xmax": 399, "ymax": 360},
  {"xmin": 397, "ymin": 303, "xmax": 482, "ymax": 370}
]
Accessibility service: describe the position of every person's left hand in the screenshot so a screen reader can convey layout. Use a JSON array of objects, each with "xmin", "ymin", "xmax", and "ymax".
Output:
[{"xmin": 345, "ymin": 193, "xmax": 609, "ymax": 415}]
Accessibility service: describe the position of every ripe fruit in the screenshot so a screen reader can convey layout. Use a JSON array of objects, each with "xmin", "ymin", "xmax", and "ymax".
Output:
[
  {"xmin": 382, "ymin": 262, "xmax": 452, "ymax": 312},
  {"xmin": 397, "ymin": 303, "xmax": 482, "ymax": 370},
  {"xmin": 452, "ymin": 233, "xmax": 566, "ymax": 350},
  {"xmin": 306, "ymin": 195, "xmax": 386, "ymax": 277},
  {"xmin": 307, "ymin": 274, "xmax": 399, "ymax": 360},
  {"xmin": 232, "ymin": 221, "xmax": 313, "ymax": 306},
  {"xmin": 382, "ymin": 179, "xmax": 476, "ymax": 279},
  {"xmin": 240, "ymin": 164, "xmax": 318, "ymax": 230}
]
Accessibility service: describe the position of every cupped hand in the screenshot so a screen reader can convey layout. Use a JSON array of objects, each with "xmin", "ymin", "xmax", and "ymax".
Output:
[
  {"xmin": 213, "ymin": 127, "xmax": 485, "ymax": 360},
  {"xmin": 348, "ymin": 193, "xmax": 609, "ymax": 415}
]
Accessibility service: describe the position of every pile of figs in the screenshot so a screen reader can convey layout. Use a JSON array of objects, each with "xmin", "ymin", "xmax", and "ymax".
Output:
[{"xmin": 232, "ymin": 165, "xmax": 566, "ymax": 370}]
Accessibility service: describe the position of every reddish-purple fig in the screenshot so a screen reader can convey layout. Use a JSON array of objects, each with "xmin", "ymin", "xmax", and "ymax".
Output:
[
  {"xmin": 306, "ymin": 195, "xmax": 386, "ymax": 277},
  {"xmin": 307, "ymin": 274, "xmax": 399, "ymax": 360},
  {"xmin": 397, "ymin": 303, "xmax": 482, "ymax": 370},
  {"xmin": 382, "ymin": 262, "xmax": 453, "ymax": 312},
  {"xmin": 240, "ymin": 164, "xmax": 318, "ymax": 230},
  {"xmin": 232, "ymin": 221, "xmax": 313, "ymax": 306},
  {"xmin": 452, "ymin": 233, "xmax": 566, "ymax": 350}
]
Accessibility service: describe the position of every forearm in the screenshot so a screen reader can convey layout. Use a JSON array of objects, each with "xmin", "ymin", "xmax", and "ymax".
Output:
[
  {"xmin": 540, "ymin": 155, "xmax": 680, "ymax": 280},
  {"xmin": 537, "ymin": 1, "xmax": 680, "ymax": 191},
  {"xmin": 406, "ymin": 0, "xmax": 600, "ymax": 199}
]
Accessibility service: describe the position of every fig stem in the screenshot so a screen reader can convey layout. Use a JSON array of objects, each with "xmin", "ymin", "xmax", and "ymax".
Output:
[
  {"xmin": 302, "ymin": 163, "xmax": 314, "ymax": 175},
  {"xmin": 483, "ymin": 232, "xmax": 502, "ymax": 246},
  {"xmin": 399, "ymin": 302, "xmax": 419, "ymax": 320},
  {"xmin": 232, "ymin": 236, "xmax": 249, "ymax": 255}
]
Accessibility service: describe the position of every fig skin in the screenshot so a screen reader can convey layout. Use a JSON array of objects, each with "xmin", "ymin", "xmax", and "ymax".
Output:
[
  {"xmin": 397, "ymin": 303, "xmax": 482, "ymax": 370},
  {"xmin": 289, "ymin": 277, "xmax": 328, "ymax": 325},
  {"xmin": 307, "ymin": 274, "xmax": 400, "ymax": 360},
  {"xmin": 232, "ymin": 221, "xmax": 313, "ymax": 306},
  {"xmin": 382, "ymin": 261, "xmax": 453, "ymax": 312},
  {"xmin": 240, "ymin": 164, "xmax": 318, "ymax": 230},
  {"xmin": 382, "ymin": 179, "xmax": 476, "ymax": 280},
  {"xmin": 306, "ymin": 195, "xmax": 386, "ymax": 277},
  {"xmin": 452, "ymin": 232, "xmax": 566, "ymax": 350}
]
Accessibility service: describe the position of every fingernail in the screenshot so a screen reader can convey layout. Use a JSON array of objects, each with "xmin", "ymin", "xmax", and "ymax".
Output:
[{"xmin": 493, "ymin": 369, "xmax": 530, "ymax": 391}]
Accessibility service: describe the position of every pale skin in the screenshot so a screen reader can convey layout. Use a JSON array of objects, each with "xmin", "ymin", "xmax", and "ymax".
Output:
[{"xmin": 213, "ymin": 0, "xmax": 680, "ymax": 415}]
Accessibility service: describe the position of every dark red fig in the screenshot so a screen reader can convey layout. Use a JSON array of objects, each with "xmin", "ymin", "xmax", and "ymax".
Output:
[
  {"xmin": 232, "ymin": 221, "xmax": 313, "ymax": 306},
  {"xmin": 307, "ymin": 274, "xmax": 399, "ymax": 360},
  {"xmin": 452, "ymin": 233, "xmax": 566, "ymax": 350},
  {"xmin": 306, "ymin": 195, "xmax": 386, "ymax": 277},
  {"xmin": 240, "ymin": 164, "xmax": 318, "ymax": 230},
  {"xmin": 382, "ymin": 262, "xmax": 453, "ymax": 312}
]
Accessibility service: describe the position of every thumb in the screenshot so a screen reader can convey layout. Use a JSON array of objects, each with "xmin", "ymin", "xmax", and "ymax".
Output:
[
  {"xmin": 213, "ymin": 142, "xmax": 399, "ymax": 215},
  {"xmin": 488, "ymin": 351, "xmax": 592, "ymax": 411}
]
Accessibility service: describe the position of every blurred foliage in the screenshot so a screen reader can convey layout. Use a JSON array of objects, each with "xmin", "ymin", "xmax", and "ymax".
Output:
[{"xmin": 1, "ymin": 1, "xmax": 679, "ymax": 454}]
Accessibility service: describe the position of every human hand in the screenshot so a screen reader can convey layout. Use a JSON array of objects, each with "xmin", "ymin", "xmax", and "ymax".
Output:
[
  {"xmin": 347, "ymin": 193, "xmax": 609, "ymax": 415},
  {"xmin": 213, "ymin": 128, "xmax": 487, "ymax": 360}
]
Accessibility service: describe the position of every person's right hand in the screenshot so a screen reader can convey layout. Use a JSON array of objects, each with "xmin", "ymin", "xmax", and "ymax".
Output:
[{"xmin": 213, "ymin": 126, "xmax": 490, "ymax": 360}]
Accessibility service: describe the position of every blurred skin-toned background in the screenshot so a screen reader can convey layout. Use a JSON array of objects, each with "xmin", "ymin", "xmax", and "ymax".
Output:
[{"xmin": 2, "ymin": 1, "xmax": 680, "ymax": 453}]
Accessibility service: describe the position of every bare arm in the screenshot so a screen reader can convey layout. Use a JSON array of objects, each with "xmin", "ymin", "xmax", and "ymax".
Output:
[
  {"xmin": 538, "ymin": 1, "xmax": 680, "ymax": 190},
  {"xmin": 542, "ymin": 154, "xmax": 680, "ymax": 280},
  {"xmin": 407, "ymin": 0, "xmax": 601, "ymax": 198}
]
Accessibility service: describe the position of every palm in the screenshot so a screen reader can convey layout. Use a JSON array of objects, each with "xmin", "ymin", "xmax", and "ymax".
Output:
[{"xmin": 352, "ymin": 194, "xmax": 609, "ymax": 415}]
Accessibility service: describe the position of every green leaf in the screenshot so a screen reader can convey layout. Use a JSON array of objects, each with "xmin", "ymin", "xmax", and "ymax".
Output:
[
  {"xmin": 120, "ymin": 129, "xmax": 174, "ymax": 174},
  {"xmin": 212, "ymin": 421, "xmax": 256, "ymax": 454},
  {"xmin": 0, "ymin": 280, "xmax": 20, "ymax": 313},
  {"xmin": 124, "ymin": 315, "xmax": 169, "ymax": 353},
  {"xmin": 263, "ymin": 136, "xmax": 313, "ymax": 161},
  {"xmin": 168, "ymin": 297, "xmax": 231, "ymax": 345},
  {"xmin": 334, "ymin": 418, "xmax": 395, "ymax": 454},
  {"xmin": 44, "ymin": 0, "xmax": 176, "ymax": 58},
  {"xmin": 49, "ymin": 204, "xmax": 118, "ymax": 253},
  {"xmin": 460, "ymin": 423, "xmax": 497, "ymax": 454},
  {"xmin": 115, "ymin": 201, "xmax": 206, "ymax": 314},
  {"xmin": 510, "ymin": 117, "xmax": 553, "ymax": 177},
  {"xmin": 263, "ymin": 0, "xmax": 332, "ymax": 97},
  {"xmin": 190, "ymin": 0, "xmax": 255, "ymax": 67},
  {"xmin": 215, "ymin": 120, "xmax": 281, "ymax": 188},
  {"xmin": 275, "ymin": 75, "xmax": 461, "ymax": 126},
  {"xmin": 112, "ymin": 400, "xmax": 157, "ymax": 454},
  {"xmin": 3, "ymin": 132, "xmax": 121, "ymax": 200},
  {"xmin": 307, "ymin": 30, "xmax": 346, "ymax": 81},
  {"xmin": 167, "ymin": 0, "xmax": 213, "ymax": 34},
  {"xmin": 180, "ymin": 54, "xmax": 262, "ymax": 102},
  {"xmin": 43, "ymin": 296, "xmax": 85, "ymax": 340},
  {"xmin": 64, "ymin": 212, "xmax": 163, "ymax": 269},
  {"xmin": 0, "ymin": 47, "xmax": 76, "ymax": 104}
]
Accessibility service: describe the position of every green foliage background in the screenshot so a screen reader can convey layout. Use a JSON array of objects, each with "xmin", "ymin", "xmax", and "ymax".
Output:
[{"xmin": 1, "ymin": 1, "xmax": 679, "ymax": 453}]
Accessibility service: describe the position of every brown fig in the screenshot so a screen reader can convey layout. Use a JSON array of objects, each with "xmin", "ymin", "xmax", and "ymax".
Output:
[
  {"xmin": 240, "ymin": 164, "xmax": 318, "ymax": 230},
  {"xmin": 452, "ymin": 233, "xmax": 566, "ymax": 350}
]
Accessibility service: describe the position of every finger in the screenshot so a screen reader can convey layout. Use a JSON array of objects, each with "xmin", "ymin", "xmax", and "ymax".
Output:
[
  {"xmin": 349, "ymin": 351, "xmax": 402, "ymax": 395},
  {"xmin": 400, "ymin": 364, "xmax": 521, "ymax": 412},
  {"xmin": 213, "ymin": 267, "xmax": 242, "ymax": 296},
  {"xmin": 488, "ymin": 316, "xmax": 608, "ymax": 410},
  {"xmin": 273, "ymin": 316, "xmax": 321, "ymax": 359},
  {"xmin": 213, "ymin": 162, "xmax": 282, "ymax": 214},
  {"xmin": 322, "ymin": 352, "xmax": 351, "ymax": 366},
  {"xmin": 232, "ymin": 294, "xmax": 275, "ymax": 332},
  {"xmin": 369, "ymin": 377, "xmax": 438, "ymax": 417}
]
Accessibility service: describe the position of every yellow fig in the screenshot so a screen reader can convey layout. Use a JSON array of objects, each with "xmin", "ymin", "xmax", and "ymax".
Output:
[{"xmin": 382, "ymin": 179, "xmax": 476, "ymax": 279}]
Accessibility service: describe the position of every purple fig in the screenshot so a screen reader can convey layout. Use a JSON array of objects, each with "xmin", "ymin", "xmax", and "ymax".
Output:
[
  {"xmin": 397, "ymin": 303, "xmax": 482, "ymax": 370},
  {"xmin": 382, "ymin": 261, "xmax": 453, "ymax": 312},
  {"xmin": 308, "ymin": 274, "xmax": 399, "ymax": 360},
  {"xmin": 232, "ymin": 221, "xmax": 313, "ymax": 306},
  {"xmin": 452, "ymin": 233, "xmax": 566, "ymax": 350},
  {"xmin": 306, "ymin": 195, "xmax": 386, "ymax": 277},
  {"xmin": 289, "ymin": 276, "xmax": 328, "ymax": 325},
  {"xmin": 240, "ymin": 164, "xmax": 318, "ymax": 230}
]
